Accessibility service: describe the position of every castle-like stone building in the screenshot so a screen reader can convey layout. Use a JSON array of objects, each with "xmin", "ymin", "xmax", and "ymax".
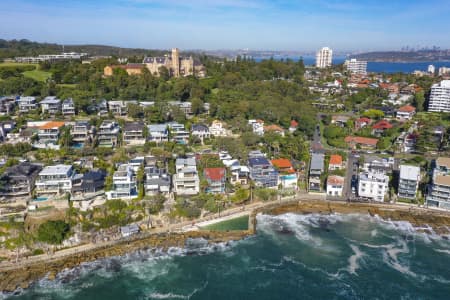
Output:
[{"xmin": 104, "ymin": 48, "xmax": 205, "ymax": 78}]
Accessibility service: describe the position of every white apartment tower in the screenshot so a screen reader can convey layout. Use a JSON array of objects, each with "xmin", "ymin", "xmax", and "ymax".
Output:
[
  {"xmin": 428, "ymin": 64, "xmax": 435, "ymax": 74},
  {"xmin": 345, "ymin": 58, "xmax": 367, "ymax": 75},
  {"xmin": 428, "ymin": 80, "xmax": 450, "ymax": 113},
  {"xmin": 316, "ymin": 47, "xmax": 333, "ymax": 68}
]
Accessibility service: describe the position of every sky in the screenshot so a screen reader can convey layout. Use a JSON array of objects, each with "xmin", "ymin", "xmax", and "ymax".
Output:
[{"xmin": 1, "ymin": 0, "xmax": 450, "ymax": 52}]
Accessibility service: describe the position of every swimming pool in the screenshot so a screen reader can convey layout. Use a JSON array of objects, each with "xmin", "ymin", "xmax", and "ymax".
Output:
[
  {"xmin": 71, "ymin": 142, "xmax": 84, "ymax": 149},
  {"xmin": 33, "ymin": 196, "xmax": 48, "ymax": 202}
]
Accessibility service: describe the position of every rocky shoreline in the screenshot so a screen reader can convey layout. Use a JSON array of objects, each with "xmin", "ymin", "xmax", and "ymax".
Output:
[
  {"xmin": 0, "ymin": 230, "xmax": 252, "ymax": 293},
  {"xmin": 255, "ymin": 200, "xmax": 450, "ymax": 235},
  {"xmin": 2, "ymin": 200, "xmax": 450, "ymax": 293}
]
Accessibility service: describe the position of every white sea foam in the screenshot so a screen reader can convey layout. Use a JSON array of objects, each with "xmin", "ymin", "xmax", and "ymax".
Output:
[
  {"xmin": 282, "ymin": 255, "xmax": 341, "ymax": 279},
  {"xmin": 256, "ymin": 213, "xmax": 342, "ymax": 253},
  {"xmin": 4, "ymin": 240, "xmax": 233, "ymax": 299},
  {"xmin": 382, "ymin": 239, "xmax": 417, "ymax": 277},
  {"xmin": 435, "ymin": 248, "xmax": 450, "ymax": 255},
  {"xmin": 347, "ymin": 244, "xmax": 364, "ymax": 275},
  {"xmin": 147, "ymin": 281, "xmax": 208, "ymax": 300}
]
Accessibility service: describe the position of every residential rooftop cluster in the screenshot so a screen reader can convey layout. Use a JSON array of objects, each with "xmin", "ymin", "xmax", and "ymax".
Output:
[{"xmin": 1, "ymin": 44, "xmax": 450, "ymax": 259}]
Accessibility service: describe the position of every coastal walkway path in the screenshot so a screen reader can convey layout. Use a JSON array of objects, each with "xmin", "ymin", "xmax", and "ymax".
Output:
[
  {"xmin": 0, "ymin": 193, "xmax": 324, "ymax": 270},
  {"xmin": 6, "ymin": 193, "xmax": 443, "ymax": 271}
]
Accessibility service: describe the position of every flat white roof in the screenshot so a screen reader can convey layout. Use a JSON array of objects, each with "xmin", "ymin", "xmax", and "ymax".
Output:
[
  {"xmin": 440, "ymin": 80, "xmax": 450, "ymax": 88},
  {"xmin": 400, "ymin": 165, "xmax": 420, "ymax": 180},
  {"xmin": 40, "ymin": 164, "xmax": 72, "ymax": 175}
]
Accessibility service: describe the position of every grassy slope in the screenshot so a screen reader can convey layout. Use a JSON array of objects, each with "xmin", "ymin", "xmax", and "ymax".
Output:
[
  {"xmin": 22, "ymin": 69, "xmax": 51, "ymax": 82},
  {"xmin": 0, "ymin": 62, "xmax": 52, "ymax": 82}
]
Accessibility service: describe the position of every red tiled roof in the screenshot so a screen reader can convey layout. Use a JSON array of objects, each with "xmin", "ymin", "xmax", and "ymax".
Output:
[
  {"xmin": 356, "ymin": 117, "xmax": 371, "ymax": 124},
  {"xmin": 345, "ymin": 136, "xmax": 379, "ymax": 146},
  {"xmin": 271, "ymin": 158, "xmax": 295, "ymax": 173},
  {"xmin": 398, "ymin": 105, "xmax": 416, "ymax": 113},
  {"xmin": 39, "ymin": 121, "xmax": 65, "ymax": 130},
  {"xmin": 329, "ymin": 155, "xmax": 343, "ymax": 166},
  {"xmin": 271, "ymin": 158, "xmax": 293, "ymax": 169},
  {"xmin": 372, "ymin": 120, "xmax": 393, "ymax": 130},
  {"xmin": 327, "ymin": 175, "xmax": 344, "ymax": 185},
  {"xmin": 204, "ymin": 168, "xmax": 226, "ymax": 181},
  {"xmin": 290, "ymin": 120, "xmax": 299, "ymax": 128},
  {"xmin": 264, "ymin": 124, "xmax": 284, "ymax": 132}
]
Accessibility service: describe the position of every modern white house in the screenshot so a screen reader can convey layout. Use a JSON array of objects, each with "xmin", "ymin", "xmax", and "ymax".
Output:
[
  {"xmin": 97, "ymin": 120, "xmax": 120, "ymax": 148},
  {"xmin": 173, "ymin": 167, "xmax": 200, "ymax": 195},
  {"xmin": 167, "ymin": 122, "xmax": 189, "ymax": 144},
  {"xmin": 17, "ymin": 96, "xmax": 38, "ymax": 113},
  {"xmin": 148, "ymin": 124, "xmax": 169, "ymax": 143},
  {"xmin": 248, "ymin": 119, "xmax": 264, "ymax": 136},
  {"xmin": 173, "ymin": 157, "xmax": 199, "ymax": 195},
  {"xmin": 326, "ymin": 175, "xmax": 344, "ymax": 196},
  {"xmin": 37, "ymin": 121, "xmax": 65, "ymax": 146},
  {"xmin": 358, "ymin": 171, "xmax": 389, "ymax": 202},
  {"xmin": 209, "ymin": 120, "xmax": 227, "ymax": 137},
  {"xmin": 345, "ymin": 58, "xmax": 367, "ymax": 75},
  {"xmin": 61, "ymin": 98, "xmax": 76, "ymax": 116},
  {"xmin": 144, "ymin": 164, "xmax": 171, "ymax": 195},
  {"xmin": 106, "ymin": 164, "xmax": 137, "ymax": 200},
  {"xmin": 230, "ymin": 165, "xmax": 250, "ymax": 185},
  {"xmin": 427, "ymin": 157, "xmax": 450, "ymax": 210},
  {"xmin": 70, "ymin": 121, "xmax": 93, "ymax": 145},
  {"xmin": 123, "ymin": 122, "xmax": 146, "ymax": 146},
  {"xmin": 108, "ymin": 100, "xmax": 128, "ymax": 116},
  {"xmin": 398, "ymin": 165, "xmax": 420, "ymax": 200},
  {"xmin": 316, "ymin": 47, "xmax": 333, "ymax": 68},
  {"xmin": 35, "ymin": 164, "xmax": 76, "ymax": 194},
  {"xmin": 40, "ymin": 96, "xmax": 61, "ymax": 114},
  {"xmin": 428, "ymin": 80, "xmax": 450, "ymax": 113}
]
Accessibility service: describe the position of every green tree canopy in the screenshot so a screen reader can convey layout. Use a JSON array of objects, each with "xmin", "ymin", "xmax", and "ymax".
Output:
[{"xmin": 37, "ymin": 220, "xmax": 70, "ymax": 245}]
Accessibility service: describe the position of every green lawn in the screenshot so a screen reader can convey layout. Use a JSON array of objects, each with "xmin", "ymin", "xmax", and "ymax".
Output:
[
  {"xmin": 23, "ymin": 69, "xmax": 52, "ymax": 82},
  {"xmin": 200, "ymin": 215, "xmax": 249, "ymax": 231}
]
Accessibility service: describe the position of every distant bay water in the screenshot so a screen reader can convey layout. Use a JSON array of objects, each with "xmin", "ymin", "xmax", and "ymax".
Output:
[{"xmin": 254, "ymin": 56, "xmax": 450, "ymax": 74}]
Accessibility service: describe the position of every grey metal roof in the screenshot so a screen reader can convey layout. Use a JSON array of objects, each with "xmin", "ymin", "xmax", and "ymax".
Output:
[
  {"xmin": 192, "ymin": 124, "xmax": 209, "ymax": 132},
  {"xmin": 148, "ymin": 124, "xmax": 168, "ymax": 132},
  {"xmin": 2, "ymin": 162, "xmax": 42, "ymax": 179},
  {"xmin": 124, "ymin": 122, "xmax": 145, "ymax": 132},
  {"xmin": 310, "ymin": 153, "xmax": 324, "ymax": 171}
]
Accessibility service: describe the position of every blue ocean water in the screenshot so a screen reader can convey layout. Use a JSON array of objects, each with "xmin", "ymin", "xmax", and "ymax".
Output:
[
  {"xmin": 6, "ymin": 213, "xmax": 450, "ymax": 300},
  {"xmin": 255, "ymin": 56, "xmax": 450, "ymax": 74}
]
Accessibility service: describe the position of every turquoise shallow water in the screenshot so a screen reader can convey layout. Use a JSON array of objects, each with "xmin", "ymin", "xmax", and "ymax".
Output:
[{"xmin": 5, "ymin": 213, "xmax": 450, "ymax": 300}]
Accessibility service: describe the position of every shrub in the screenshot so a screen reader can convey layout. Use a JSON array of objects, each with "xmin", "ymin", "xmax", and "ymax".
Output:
[
  {"xmin": 32, "ymin": 248, "xmax": 44, "ymax": 256},
  {"xmin": 37, "ymin": 220, "xmax": 70, "ymax": 245}
]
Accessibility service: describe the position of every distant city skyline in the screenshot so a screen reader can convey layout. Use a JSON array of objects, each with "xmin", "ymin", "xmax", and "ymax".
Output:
[{"xmin": 1, "ymin": 0, "xmax": 450, "ymax": 51}]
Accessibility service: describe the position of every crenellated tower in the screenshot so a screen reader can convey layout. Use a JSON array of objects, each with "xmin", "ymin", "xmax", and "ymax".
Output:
[{"xmin": 171, "ymin": 48, "xmax": 180, "ymax": 77}]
